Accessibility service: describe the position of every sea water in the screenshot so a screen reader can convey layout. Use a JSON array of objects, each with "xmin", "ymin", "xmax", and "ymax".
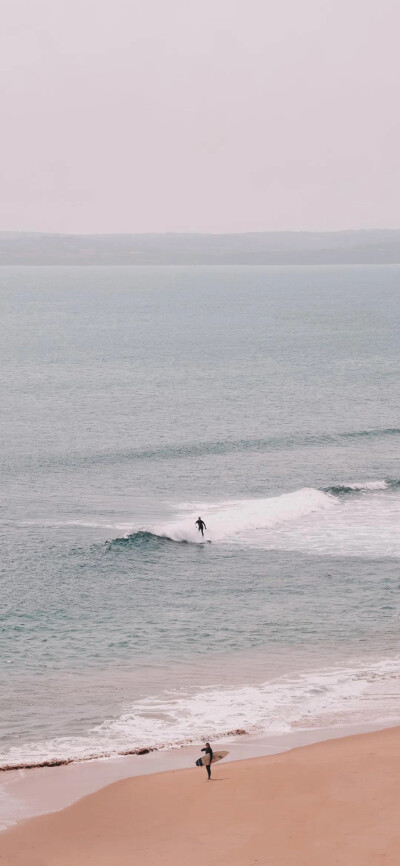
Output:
[{"xmin": 1, "ymin": 264, "xmax": 400, "ymax": 769}]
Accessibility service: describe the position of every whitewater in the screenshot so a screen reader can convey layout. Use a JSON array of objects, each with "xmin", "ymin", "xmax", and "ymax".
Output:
[
  {"xmin": 117, "ymin": 480, "xmax": 400, "ymax": 558},
  {"xmin": 2, "ymin": 655, "xmax": 400, "ymax": 770}
]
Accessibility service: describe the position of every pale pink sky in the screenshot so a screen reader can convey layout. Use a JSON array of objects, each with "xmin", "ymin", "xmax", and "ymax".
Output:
[{"xmin": 1, "ymin": 0, "xmax": 399, "ymax": 233}]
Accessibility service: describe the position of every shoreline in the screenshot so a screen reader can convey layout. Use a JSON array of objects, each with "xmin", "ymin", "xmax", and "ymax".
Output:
[
  {"xmin": 0, "ymin": 718, "xmax": 396, "ymax": 833},
  {"xmin": 1, "ymin": 724, "xmax": 399, "ymax": 864}
]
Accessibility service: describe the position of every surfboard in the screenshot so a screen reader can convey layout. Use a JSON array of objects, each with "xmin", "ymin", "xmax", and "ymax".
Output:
[{"xmin": 198, "ymin": 750, "xmax": 228, "ymax": 766}]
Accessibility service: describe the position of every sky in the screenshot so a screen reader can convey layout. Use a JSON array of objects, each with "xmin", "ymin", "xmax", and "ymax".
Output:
[{"xmin": 1, "ymin": 0, "xmax": 399, "ymax": 233}]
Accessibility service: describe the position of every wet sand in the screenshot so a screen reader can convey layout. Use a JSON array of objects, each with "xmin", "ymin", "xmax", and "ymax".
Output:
[{"xmin": 1, "ymin": 726, "xmax": 399, "ymax": 865}]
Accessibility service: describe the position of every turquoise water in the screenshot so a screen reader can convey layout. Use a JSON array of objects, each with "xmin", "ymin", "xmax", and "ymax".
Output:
[{"xmin": 1, "ymin": 265, "xmax": 400, "ymax": 768}]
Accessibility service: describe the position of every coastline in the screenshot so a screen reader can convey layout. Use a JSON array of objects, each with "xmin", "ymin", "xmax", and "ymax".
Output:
[
  {"xmin": 1, "ymin": 725, "xmax": 399, "ymax": 864},
  {"xmin": 0, "ymin": 719, "xmax": 396, "ymax": 832}
]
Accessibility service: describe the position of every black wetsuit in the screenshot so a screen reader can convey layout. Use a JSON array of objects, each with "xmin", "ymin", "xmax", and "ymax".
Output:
[
  {"xmin": 201, "ymin": 746, "xmax": 213, "ymax": 778},
  {"xmin": 195, "ymin": 518, "xmax": 206, "ymax": 537}
]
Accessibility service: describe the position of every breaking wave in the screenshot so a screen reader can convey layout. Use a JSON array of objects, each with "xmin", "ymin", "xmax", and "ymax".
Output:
[
  {"xmin": 111, "ymin": 530, "xmax": 179, "ymax": 549},
  {"xmin": 2, "ymin": 656, "xmax": 400, "ymax": 772},
  {"xmin": 326, "ymin": 479, "xmax": 399, "ymax": 495},
  {"xmin": 326, "ymin": 480, "xmax": 388, "ymax": 494},
  {"xmin": 112, "ymin": 488, "xmax": 337, "ymax": 546},
  {"xmin": 109, "ymin": 479, "xmax": 399, "ymax": 549}
]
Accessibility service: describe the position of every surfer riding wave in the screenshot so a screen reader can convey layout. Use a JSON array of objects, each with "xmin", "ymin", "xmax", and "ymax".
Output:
[{"xmin": 195, "ymin": 516, "xmax": 206, "ymax": 537}]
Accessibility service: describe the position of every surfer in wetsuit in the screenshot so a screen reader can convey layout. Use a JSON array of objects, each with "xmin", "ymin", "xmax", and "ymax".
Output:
[
  {"xmin": 195, "ymin": 516, "xmax": 206, "ymax": 537},
  {"xmin": 201, "ymin": 742, "xmax": 213, "ymax": 779}
]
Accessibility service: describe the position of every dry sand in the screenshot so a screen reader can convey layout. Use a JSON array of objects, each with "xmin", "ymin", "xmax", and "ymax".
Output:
[{"xmin": 1, "ymin": 726, "xmax": 399, "ymax": 865}]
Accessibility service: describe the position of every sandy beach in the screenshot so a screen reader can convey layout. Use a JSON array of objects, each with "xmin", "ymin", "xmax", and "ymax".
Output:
[{"xmin": 1, "ymin": 726, "xmax": 399, "ymax": 865}]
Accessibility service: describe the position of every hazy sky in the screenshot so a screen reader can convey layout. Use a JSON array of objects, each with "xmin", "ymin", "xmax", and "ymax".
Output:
[{"xmin": 1, "ymin": 0, "xmax": 399, "ymax": 233}]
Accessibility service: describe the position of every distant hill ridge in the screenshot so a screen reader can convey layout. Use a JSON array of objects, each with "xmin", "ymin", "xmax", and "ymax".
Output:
[{"xmin": 1, "ymin": 230, "xmax": 400, "ymax": 265}]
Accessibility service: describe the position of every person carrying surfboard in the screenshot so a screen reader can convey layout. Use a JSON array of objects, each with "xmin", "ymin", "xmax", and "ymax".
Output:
[
  {"xmin": 195, "ymin": 516, "xmax": 206, "ymax": 537},
  {"xmin": 201, "ymin": 742, "xmax": 213, "ymax": 779}
]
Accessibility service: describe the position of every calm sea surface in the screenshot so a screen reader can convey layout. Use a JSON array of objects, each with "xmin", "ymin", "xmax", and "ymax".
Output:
[{"xmin": 1, "ymin": 264, "xmax": 400, "ymax": 768}]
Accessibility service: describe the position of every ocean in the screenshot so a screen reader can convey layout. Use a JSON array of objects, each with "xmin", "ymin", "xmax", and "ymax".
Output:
[{"xmin": 1, "ymin": 264, "xmax": 400, "ymax": 770}]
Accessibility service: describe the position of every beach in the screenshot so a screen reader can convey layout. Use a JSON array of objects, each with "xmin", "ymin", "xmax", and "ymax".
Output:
[{"xmin": 1, "ymin": 726, "xmax": 399, "ymax": 865}]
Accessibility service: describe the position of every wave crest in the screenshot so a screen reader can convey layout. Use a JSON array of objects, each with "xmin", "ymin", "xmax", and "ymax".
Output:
[
  {"xmin": 115, "ymin": 488, "xmax": 337, "ymax": 546},
  {"xmin": 108, "ymin": 479, "xmax": 399, "ymax": 549},
  {"xmin": 326, "ymin": 480, "xmax": 388, "ymax": 495}
]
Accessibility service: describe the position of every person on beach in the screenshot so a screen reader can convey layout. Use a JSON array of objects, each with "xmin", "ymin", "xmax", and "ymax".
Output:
[
  {"xmin": 201, "ymin": 742, "xmax": 213, "ymax": 779},
  {"xmin": 195, "ymin": 516, "xmax": 206, "ymax": 537}
]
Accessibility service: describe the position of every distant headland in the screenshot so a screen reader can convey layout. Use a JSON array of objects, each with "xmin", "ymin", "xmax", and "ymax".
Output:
[{"xmin": 1, "ymin": 230, "xmax": 400, "ymax": 265}]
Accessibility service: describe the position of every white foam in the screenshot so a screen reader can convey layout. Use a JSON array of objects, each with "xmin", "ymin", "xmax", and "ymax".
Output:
[
  {"xmin": 148, "ymin": 488, "xmax": 337, "ymax": 544},
  {"xmin": 345, "ymin": 480, "xmax": 388, "ymax": 491},
  {"xmin": 158, "ymin": 483, "xmax": 400, "ymax": 558},
  {"xmin": 16, "ymin": 520, "xmax": 131, "ymax": 530},
  {"xmin": 250, "ymin": 489, "xmax": 400, "ymax": 558},
  {"xmin": 2, "ymin": 656, "xmax": 400, "ymax": 769}
]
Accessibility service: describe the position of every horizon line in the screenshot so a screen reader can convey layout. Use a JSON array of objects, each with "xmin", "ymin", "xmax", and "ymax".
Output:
[{"xmin": 1, "ymin": 227, "xmax": 400, "ymax": 238}]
